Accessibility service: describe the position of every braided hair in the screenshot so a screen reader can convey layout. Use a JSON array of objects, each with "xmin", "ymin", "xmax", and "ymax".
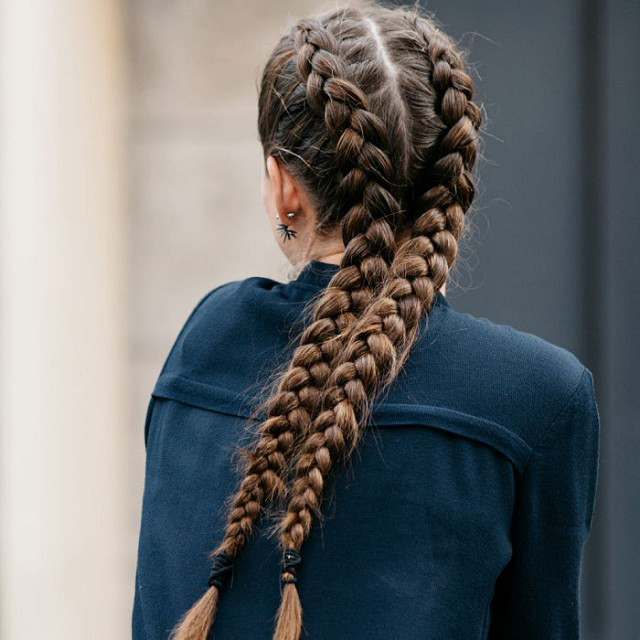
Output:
[{"xmin": 171, "ymin": 3, "xmax": 482, "ymax": 639}]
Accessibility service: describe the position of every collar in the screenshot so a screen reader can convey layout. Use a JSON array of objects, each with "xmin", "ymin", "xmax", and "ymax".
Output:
[
  {"xmin": 294, "ymin": 260, "xmax": 341, "ymax": 287},
  {"xmin": 292, "ymin": 259, "xmax": 450, "ymax": 309}
]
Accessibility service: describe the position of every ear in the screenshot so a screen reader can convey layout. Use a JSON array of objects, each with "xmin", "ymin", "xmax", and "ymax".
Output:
[{"xmin": 266, "ymin": 155, "xmax": 301, "ymax": 218}]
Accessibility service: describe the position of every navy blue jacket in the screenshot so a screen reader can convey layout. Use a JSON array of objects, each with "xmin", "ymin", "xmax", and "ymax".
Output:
[{"xmin": 133, "ymin": 259, "xmax": 600, "ymax": 639}]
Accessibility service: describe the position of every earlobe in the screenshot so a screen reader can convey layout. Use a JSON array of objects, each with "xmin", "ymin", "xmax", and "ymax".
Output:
[{"xmin": 280, "ymin": 169, "xmax": 301, "ymax": 215}]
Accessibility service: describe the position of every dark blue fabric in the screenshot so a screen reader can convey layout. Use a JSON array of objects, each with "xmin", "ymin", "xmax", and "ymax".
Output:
[{"xmin": 132, "ymin": 260, "xmax": 600, "ymax": 639}]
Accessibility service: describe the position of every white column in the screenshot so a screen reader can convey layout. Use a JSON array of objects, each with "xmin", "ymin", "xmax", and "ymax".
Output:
[{"xmin": 0, "ymin": 1, "xmax": 129, "ymax": 638}]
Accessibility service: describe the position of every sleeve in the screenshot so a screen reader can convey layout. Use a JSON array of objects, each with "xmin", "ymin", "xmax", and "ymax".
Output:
[
  {"xmin": 487, "ymin": 365, "xmax": 601, "ymax": 639},
  {"xmin": 142, "ymin": 283, "xmax": 228, "ymax": 448},
  {"xmin": 157, "ymin": 285, "xmax": 226, "ymax": 379}
]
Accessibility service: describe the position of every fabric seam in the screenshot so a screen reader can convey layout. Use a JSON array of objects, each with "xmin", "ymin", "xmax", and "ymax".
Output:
[
  {"xmin": 521, "ymin": 365, "xmax": 588, "ymax": 473},
  {"xmin": 152, "ymin": 372, "xmax": 533, "ymax": 471}
]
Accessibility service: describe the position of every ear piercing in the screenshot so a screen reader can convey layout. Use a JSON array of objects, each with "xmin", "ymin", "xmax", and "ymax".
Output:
[{"xmin": 276, "ymin": 211, "xmax": 297, "ymax": 242}]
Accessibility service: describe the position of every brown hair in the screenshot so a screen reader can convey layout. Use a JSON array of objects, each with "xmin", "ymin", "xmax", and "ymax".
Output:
[{"xmin": 171, "ymin": 2, "xmax": 482, "ymax": 639}]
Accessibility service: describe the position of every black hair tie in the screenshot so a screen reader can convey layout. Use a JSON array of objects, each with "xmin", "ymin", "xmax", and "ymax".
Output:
[
  {"xmin": 207, "ymin": 552, "xmax": 234, "ymax": 590},
  {"xmin": 281, "ymin": 547, "xmax": 302, "ymax": 584}
]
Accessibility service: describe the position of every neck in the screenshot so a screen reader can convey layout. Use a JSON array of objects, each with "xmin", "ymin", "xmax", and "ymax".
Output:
[{"xmin": 313, "ymin": 250, "xmax": 343, "ymax": 265}]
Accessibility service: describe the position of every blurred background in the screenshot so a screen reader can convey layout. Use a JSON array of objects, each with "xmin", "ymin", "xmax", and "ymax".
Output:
[{"xmin": 0, "ymin": 0, "xmax": 638, "ymax": 638}]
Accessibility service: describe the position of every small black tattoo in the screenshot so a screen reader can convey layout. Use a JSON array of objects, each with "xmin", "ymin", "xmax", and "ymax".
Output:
[{"xmin": 277, "ymin": 222, "xmax": 297, "ymax": 241}]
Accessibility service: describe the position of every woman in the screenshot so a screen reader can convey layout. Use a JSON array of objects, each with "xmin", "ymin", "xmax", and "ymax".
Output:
[{"xmin": 133, "ymin": 3, "xmax": 600, "ymax": 639}]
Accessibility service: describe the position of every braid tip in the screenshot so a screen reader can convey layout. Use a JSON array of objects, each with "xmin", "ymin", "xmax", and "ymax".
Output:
[
  {"xmin": 170, "ymin": 586, "xmax": 219, "ymax": 640},
  {"xmin": 273, "ymin": 582, "xmax": 303, "ymax": 640}
]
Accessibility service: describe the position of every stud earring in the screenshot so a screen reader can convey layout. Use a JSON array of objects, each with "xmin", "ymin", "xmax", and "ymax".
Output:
[{"xmin": 276, "ymin": 211, "xmax": 297, "ymax": 242}]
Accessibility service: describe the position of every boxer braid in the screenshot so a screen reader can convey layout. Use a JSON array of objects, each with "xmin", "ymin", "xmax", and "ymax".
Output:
[
  {"xmin": 170, "ymin": 6, "xmax": 410, "ymax": 639},
  {"xmin": 271, "ymin": 8, "xmax": 482, "ymax": 640}
]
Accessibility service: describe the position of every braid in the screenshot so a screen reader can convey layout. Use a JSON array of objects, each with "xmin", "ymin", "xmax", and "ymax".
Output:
[
  {"xmin": 171, "ymin": 11, "xmax": 407, "ymax": 640},
  {"xmin": 271, "ymin": 15, "xmax": 482, "ymax": 640}
]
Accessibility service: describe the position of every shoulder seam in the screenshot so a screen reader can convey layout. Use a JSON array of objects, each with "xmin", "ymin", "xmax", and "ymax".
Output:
[
  {"xmin": 152, "ymin": 372, "xmax": 534, "ymax": 472},
  {"xmin": 522, "ymin": 365, "xmax": 589, "ymax": 472}
]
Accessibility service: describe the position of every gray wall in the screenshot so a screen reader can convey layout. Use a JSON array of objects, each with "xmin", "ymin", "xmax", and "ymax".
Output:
[{"xmin": 411, "ymin": 0, "xmax": 639, "ymax": 638}]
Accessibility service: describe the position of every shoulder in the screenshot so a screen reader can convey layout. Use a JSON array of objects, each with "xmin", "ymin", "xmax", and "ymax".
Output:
[
  {"xmin": 450, "ymin": 303, "xmax": 588, "ymax": 419},
  {"xmin": 192, "ymin": 274, "xmax": 284, "ymax": 313},
  {"xmin": 163, "ymin": 275, "xmax": 276, "ymax": 353},
  {"xmin": 178, "ymin": 274, "xmax": 287, "ymax": 337},
  {"xmin": 390, "ymin": 299, "xmax": 593, "ymax": 462},
  {"xmin": 443, "ymin": 303, "xmax": 586, "ymax": 396},
  {"xmin": 154, "ymin": 273, "xmax": 302, "ymax": 397}
]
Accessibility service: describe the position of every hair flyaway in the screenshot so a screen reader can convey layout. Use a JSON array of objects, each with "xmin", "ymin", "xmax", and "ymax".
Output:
[{"xmin": 171, "ymin": 2, "xmax": 482, "ymax": 639}]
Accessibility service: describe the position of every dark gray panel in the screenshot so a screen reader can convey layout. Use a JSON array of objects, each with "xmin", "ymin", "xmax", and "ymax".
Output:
[{"xmin": 602, "ymin": 0, "xmax": 640, "ymax": 638}]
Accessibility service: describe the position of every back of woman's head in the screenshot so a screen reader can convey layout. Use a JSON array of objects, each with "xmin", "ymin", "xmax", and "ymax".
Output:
[{"xmin": 172, "ymin": 2, "xmax": 482, "ymax": 638}]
